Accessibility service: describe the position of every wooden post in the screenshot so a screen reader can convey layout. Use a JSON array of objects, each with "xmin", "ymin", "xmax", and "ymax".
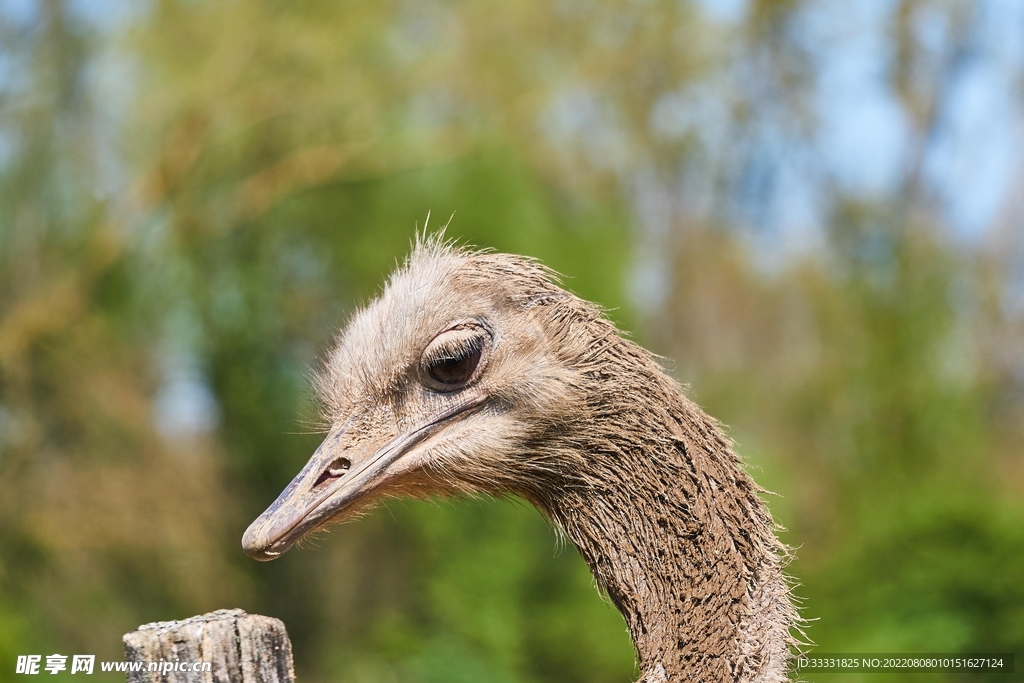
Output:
[{"xmin": 122, "ymin": 609, "xmax": 295, "ymax": 683}]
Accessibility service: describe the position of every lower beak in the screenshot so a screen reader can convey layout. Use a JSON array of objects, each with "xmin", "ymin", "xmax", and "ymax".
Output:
[{"xmin": 242, "ymin": 394, "xmax": 487, "ymax": 561}]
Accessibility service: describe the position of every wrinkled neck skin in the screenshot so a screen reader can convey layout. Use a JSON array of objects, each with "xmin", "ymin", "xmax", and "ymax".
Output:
[{"xmin": 529, "ymin": 347, "xmax": 795, "ymax": 683}]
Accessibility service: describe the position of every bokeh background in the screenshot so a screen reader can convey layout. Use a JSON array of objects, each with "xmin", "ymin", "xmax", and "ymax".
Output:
[{"xmin": 2, "ymin": 0, "xmax": 1023, "ymax": 681}]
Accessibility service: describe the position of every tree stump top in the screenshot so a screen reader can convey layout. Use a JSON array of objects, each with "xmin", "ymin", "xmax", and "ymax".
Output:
[{"xmin": 133, "ymin": 609, "xmax": 249, "ymax": 636}]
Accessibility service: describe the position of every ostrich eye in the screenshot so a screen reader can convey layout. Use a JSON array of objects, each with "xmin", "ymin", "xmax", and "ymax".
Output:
[
  {"xmin": 428, "ymin": 341, "xmax": 482, "ymax": 387},
  {"xmin": 421, "ymin": 325, "xmax": 488, "ymax": 391}
]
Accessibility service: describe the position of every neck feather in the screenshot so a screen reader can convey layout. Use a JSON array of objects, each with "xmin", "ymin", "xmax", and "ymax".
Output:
[{"xmin": 533, "ymin": 346, "xmax": 796, "ymax": 683}]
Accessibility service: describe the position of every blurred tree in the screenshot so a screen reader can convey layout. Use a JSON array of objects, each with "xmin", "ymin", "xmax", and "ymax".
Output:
[
  {"xmin": 0, "ymin": 0, "xmax": 253, "ymax": 672},
  {"xmin": 1, "ymin": 0, "xmax": 1022, "ymax": 682}
]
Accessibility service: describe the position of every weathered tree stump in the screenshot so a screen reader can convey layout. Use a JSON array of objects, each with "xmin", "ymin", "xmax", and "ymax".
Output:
[{"xmin": 123, "ymin": 609, "xmax": 295, "ymax": 683}]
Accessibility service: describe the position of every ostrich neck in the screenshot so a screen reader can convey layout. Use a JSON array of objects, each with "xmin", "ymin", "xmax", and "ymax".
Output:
[{"xmin": 542, "ymin": 375, "xmax": 794, "ymax": 683}]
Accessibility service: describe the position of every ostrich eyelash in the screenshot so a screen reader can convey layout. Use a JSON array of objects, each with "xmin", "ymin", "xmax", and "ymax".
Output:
[{"xmin": 424, "ymin": 335, "xmax": 484, "ymax": 366}]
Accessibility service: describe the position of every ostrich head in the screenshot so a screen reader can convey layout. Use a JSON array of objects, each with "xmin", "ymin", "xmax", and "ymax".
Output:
[
  {"xmin": 242, "ymin": 237, "xmax": 798, "ymax": 683},
  {"xmin": 243, "ymin": 240, "xmax": 599, "ymax": 559}
]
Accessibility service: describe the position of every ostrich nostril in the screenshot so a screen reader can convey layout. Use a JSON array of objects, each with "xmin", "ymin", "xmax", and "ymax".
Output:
[
  {"xmin": 314, "ymin": 457, "xmax": 351, "ymax": 488},
  {"xmin": 328, "ymin": 457, "xmax": 351, "ymax": 476}
]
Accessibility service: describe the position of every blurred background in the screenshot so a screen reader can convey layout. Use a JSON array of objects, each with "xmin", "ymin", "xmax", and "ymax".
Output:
[{"xmin": 1, "ymin": 0, "xmax": 1023, "ymax": 681}]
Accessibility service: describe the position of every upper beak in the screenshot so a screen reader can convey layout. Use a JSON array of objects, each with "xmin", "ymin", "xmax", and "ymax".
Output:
[{"xmin": 242, "ymin": 393, "xmax": 487, "ymax": 561}]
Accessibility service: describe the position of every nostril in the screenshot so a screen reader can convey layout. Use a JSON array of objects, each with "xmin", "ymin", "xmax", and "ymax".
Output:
[
  {"xmin": 327, "ymin": 457, "xmax": 351, "ymax": 477},
  {"xmin": 314, "ymin": 457, "xmax": 351, "ymax": 488}
]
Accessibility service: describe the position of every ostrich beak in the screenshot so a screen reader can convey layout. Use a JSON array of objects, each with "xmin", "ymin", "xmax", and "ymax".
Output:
[{"xmin": 242, "ymin": 393, "xmax": 488, "ymax": 561}]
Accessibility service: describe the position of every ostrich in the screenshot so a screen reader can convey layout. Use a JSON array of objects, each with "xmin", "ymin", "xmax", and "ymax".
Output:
[{"xmin": 243, "ymin": 237, "xmax": 799, "ymax": 683}]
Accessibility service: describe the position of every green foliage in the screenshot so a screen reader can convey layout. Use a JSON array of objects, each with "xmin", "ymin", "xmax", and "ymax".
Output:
[
  {"xmin": 339, "ymin": 498, "xmax": 636, "ymax": 683},
  {"xmin": 1, "ymin": 1, "xmax": 1022, "ymax": 682}
]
